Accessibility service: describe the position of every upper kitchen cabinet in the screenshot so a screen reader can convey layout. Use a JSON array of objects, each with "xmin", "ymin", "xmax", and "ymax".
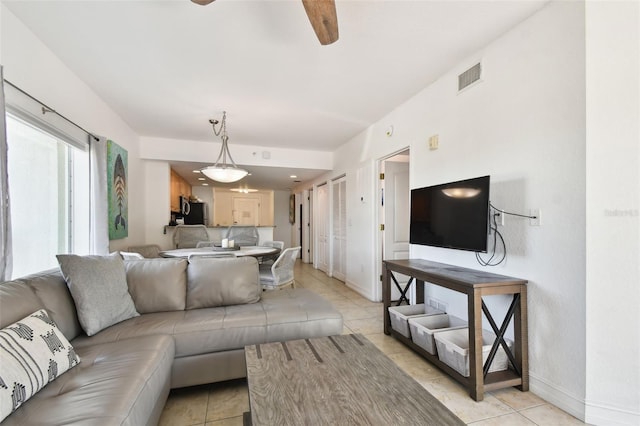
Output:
[
  {"xmin": 170, "ymin": 169, "xmax": 192, "ymax": 212},
  {"xmin": 212, "ymin": 188, "xmax": 274, "ymax": 226}
]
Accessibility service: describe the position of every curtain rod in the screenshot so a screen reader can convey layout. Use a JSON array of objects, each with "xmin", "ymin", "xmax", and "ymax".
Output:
[{"xmin": 3, "ymin": 79, "xmax": 99, "ymax": 141}]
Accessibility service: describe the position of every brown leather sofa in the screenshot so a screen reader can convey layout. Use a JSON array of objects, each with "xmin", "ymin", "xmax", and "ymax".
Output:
[{"xmin": 0, "ymin": 256, "xmax": 343, "ymax": 425}]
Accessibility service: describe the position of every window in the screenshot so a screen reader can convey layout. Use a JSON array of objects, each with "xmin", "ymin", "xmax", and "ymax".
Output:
[{"xmin": 5, "ymin": 114, "xmax": 89, "ymax": 279}]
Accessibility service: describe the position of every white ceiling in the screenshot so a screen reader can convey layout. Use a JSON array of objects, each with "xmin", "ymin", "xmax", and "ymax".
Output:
[
  {"xmin": 170, "ymin": 161, "xmax": 326, "ymax": 190},
  {"xmin": 4, "ymin": 0, "xmax": 548, "ymax": 189}
]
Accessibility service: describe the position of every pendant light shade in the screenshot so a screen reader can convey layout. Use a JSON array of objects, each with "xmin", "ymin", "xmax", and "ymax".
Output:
[
  {"xmin": 201, "ymin": 165, "xmax": 248, "ymax": 183},
  {"xmin": 200, "ymin": 111, "xmax": 248, "ymax": 183}
]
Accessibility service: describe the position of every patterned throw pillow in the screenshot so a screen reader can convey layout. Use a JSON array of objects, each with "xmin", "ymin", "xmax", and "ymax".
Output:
[{"xmin": 0, "ymin": 309, "xmax": 80, "ymax": 422}]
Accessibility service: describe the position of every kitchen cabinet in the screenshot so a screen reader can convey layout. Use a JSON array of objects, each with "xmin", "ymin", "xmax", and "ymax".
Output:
[{"xmin": 170, "ymin": 169, "xmax": 192, "ymax": 212}]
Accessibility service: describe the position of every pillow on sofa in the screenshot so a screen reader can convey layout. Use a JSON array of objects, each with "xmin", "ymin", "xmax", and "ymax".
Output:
[
  {"xmin": 186, "ymin": 256, "xmax": 261, "ymax": 309},
  {"xmin": 0, "ymin": 309, "xmax": 81, "ymax": 422},
  {"xmin": 124, "ymin": 258, "xmax": 188, "ymax": 313},
  {"xmin": 56, "ymin": 253, "xmax": 139, "ymax": 336}
]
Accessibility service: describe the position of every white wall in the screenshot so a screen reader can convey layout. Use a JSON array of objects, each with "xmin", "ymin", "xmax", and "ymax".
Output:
[
  {"xmin": 409, "ymin": 2, "xmax": 587, "ymax": 419},
  {"xmin": 585, "ymin": 1, "xmax": 640, "ymax": 425},
  {"xmin": 142, "ymin": 160, "xmax": 174, "ymax": 249},
  {"xmin": 296, "ymin": 1, "xmax": 603, "ymax": 421},
  {"xmin": 1, "ymin": 5, "xmax": 144, "ymax": 252}
]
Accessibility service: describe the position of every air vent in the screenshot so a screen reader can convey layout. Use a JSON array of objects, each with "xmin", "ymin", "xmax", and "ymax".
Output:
[{"xmin": 458, "ymin": 62, "xmax": 481, "ymax": 91}]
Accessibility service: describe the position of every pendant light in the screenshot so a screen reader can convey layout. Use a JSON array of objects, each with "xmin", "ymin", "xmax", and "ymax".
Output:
[{"xmin": 200, "ymin": 111, "xmax": 248, "ymax": 183}]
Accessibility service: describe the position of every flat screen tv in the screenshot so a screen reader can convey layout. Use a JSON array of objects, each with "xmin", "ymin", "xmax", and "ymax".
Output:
[{"xmin": 410, "ymin": 175, "xmax": 490, "ymax": 252}]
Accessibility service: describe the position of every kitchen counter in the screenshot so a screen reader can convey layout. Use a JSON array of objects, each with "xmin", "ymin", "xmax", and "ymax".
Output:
[{"xmin": 162, "ymin": 226, "xmax": 275, "ymax": 246}]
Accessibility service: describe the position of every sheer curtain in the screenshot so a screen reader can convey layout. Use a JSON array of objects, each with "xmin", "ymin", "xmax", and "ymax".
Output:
[
  {"xmin": 0, "ymin": 66, "xmax": 13, "ymax": 280},
  {"xmin": 90, "ymin": 135, "xmax": 109, "ymax": 255}
]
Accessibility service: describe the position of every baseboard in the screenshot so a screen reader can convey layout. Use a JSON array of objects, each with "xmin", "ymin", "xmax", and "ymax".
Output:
[
  {"xmin": 346, "ymin": 279, "xmax": 374, "ymax": 301},
  {"xmin": 585, "ymin": 399, "xmax": 640, "ymax": 426},
  {"xmin": 530, "ymin": 373, "xmax": 640, "ymax": 425},
  {"xmin": 529, "ymin": 372, "xmax": 586, "ymax": 422}
]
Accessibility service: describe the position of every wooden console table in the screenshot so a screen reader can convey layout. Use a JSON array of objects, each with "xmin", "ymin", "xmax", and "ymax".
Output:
[{"xmin": 382, "ymin": 259, "xmax": 528, "ymax": 401}]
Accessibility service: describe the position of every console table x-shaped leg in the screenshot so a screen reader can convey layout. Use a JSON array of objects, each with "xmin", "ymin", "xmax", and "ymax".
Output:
[{"xmin": 390, "ymin": 274, "xmax": 415, "ymax": 305}]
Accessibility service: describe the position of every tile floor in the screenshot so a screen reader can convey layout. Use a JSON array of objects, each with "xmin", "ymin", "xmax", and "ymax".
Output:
[{"xmin": 159, "ymin": 261, "xmax": 587, "ymax": 426}]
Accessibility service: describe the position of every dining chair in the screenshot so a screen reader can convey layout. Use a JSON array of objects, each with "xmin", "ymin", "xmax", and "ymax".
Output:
[
  {"xmin": 187, "ymin": 252, "xmax": 235, "ymax": 262},
  {"xmin": 127, "ymin": 244, "xmax": 162, "ymax": 258},
  {"xmin": 119, "ymin": 251, "xmax": 145, "ymax": 260},
  {"xmin": 173, "ymin": 224, "xmax": 210, "ymax": 248},
  {"xmin": 259, "ymin": 246, "xmax": 301, "ymax": 291},
  {"xmin": 259, "ymin": 241, "xmax": 284, "ymax": 265},
  {"xmin": 224, "ymin": 225, "xmax": 259, "ymax": 246},
  {"xmin": 195, "ymin": 241, "xmax": 217, "ymax": 248}
]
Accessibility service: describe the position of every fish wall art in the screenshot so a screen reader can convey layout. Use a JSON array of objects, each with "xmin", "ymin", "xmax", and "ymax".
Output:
[{"xmin": 107, "ymin": 140, "xmax": 128, "ymax": 240}]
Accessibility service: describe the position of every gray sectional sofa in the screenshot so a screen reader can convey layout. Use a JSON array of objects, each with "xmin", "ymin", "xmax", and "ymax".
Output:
[{"xmin": 0, "ymin": 255, "xmax": 343, "ymax": 425}]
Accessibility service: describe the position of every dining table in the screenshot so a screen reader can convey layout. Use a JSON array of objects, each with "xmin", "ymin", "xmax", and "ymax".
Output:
[{"xmin": 159, "ymin": 245, "xmax": 281, "ymax": 260}]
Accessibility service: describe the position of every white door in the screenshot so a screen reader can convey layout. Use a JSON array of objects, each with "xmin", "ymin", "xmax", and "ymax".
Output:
[
  {"xmin": 302, "ymin": 189, "xmax": 312, "ymax": 263},
  {"xmin": 316, "ymin": 183, "xmax": 329, "ymax": 273},
  {"xmin": 332, "ymin": 177, "xmax": 346, "ymax": 282},
  {"xmin": 383, "ymin": 158, "xmax": 411, "ymax": 302},
  {"xmin": 232, "ymin": 197, "xmax": 260, "ymax": 225}
]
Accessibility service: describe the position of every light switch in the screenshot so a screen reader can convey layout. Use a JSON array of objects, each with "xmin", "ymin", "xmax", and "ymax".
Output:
[{"xmin": 429, "ymin": 135, "xmax": 439, "ymax": 150}]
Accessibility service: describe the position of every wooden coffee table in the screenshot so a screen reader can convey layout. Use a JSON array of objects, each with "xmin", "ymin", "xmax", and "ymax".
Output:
[{"xmin": 244, "ymin": 334, "xmax": 464, "ymax": 426}]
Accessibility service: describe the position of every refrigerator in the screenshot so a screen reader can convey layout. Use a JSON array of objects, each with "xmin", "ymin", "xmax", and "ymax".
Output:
[{"xmin": 184, "ymin": 202, "xmax": 208, "ymax": 225}]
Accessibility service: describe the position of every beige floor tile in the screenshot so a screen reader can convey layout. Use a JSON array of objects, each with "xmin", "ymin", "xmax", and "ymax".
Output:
[
  {"xmin": 342, "ymin": 325, "xmax": 354, "ymax": 334},
  {"xmin": 206, "ymin": 379, "xmax": 249, "ymax": 422},
  {"xmin": 519, "ymin": 404, "xmax": 586, "ymax": 425},
  {"xmin": 158, "ymin": 384, "xmax": 210, "ymax": 426},
  {"xmin": 467, "ymin": 412, "xmax": 537, "ymax": 425},
  {"xmin": 344, "ymin": 317, "xmax": 384, "ymax": 334},
  {"xmin": 387, "ymin": 350, "xmax": 449, "ymax": 383},
  {"xmin": 490, "ymin": 387, "xmax": 547, "ymax": 411},
  {"xmin": 329, "ymin": 300, "xmax": 359, "ymax": 312},
  {"xmin": 340, "ymin": 307, "xmax": 378, "ymax": 321},
  {"xmin": 364, "ymin": 332, "xmax": 411, "ymax": 355},
  {"xmin": 205, "ymin": 416, "xmax": 245, "ymax": 426},
  {"xmin": 420, "ymin": 376, "xmax": 514, "ymax": 423}
]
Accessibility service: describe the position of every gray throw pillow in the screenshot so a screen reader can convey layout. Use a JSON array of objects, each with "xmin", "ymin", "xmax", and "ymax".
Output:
[
  {"xmin": 124, "ymin": 258, "xmax": 188, "ymax": 313},
  {"xmin": 56, "ymin": 253, "xmax": 139, "ymax": 336},
  {"xmin": 186, "ymin": 256, "xmax": 261, "ymax": 309}
]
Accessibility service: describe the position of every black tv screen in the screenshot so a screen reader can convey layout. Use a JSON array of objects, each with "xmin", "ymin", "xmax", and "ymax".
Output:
[{"xmin": 410, "ymin": 175, "xmax": 490, "ymax": 252}]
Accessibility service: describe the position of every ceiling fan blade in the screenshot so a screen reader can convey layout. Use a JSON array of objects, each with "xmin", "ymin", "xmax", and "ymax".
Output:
[
  {"xmin": 191, "ymin": 0, "xmax": 215, "ymax": 5},
  {"xmin": 301, "ymin": 0, "xmax": 339, "ymax": 45}
]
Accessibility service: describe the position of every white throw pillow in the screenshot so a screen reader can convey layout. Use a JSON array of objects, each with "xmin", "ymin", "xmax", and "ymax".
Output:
[
  {"xmin": 0, "ymin": 309, "xmax": 81, "ymax": 422},
  {"xmin": 57, "ymin": 253, "xmax": 139, "ymax": 336}
]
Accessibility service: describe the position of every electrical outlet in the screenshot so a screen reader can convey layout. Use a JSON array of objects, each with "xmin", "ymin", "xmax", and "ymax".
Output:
[
  {"xmin": 496, "ymin": 211, "xmax": 505, "ymax": 226},
  {"xmin": 426, "ymin": 297, "xmax": 447, "ymax": 313},
  {"xmin": 530, "ymin": 208, "xmax": 541, "ymax": 226}
]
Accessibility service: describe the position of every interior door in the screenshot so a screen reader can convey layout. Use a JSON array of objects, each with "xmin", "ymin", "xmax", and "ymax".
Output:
[
  {"xmin": 232, "ymin": 197, "xmax": 260, "ymax": 225},
  {"xmin": 331, "ymin": 177, "xmax": 346, "ymax": 282},
  {"xmin": 383, "ymin": 159, "xmax": 410, "ymax": 302},
  {"xmin": 316, "ymin": 183, "xmax": 329, "ymax": 273}
]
